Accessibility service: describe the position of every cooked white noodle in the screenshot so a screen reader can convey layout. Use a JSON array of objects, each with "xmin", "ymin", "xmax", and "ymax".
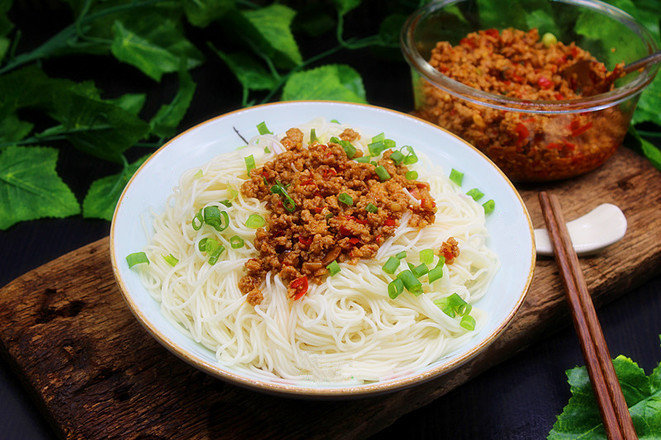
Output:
[{"xmin": 139, "ymin": 118, "xmax": 499, "ymax": 383}]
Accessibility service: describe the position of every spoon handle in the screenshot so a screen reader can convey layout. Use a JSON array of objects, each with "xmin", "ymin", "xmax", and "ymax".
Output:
[{"xmin": 623, "ymin": 50, "xmax": 661, "ymax": 74}]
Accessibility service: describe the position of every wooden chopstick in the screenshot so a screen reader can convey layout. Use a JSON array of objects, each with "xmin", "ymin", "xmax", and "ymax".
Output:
[{"xmin": 539, "ymin": 192, "xmax": 637, "ymax": 440}]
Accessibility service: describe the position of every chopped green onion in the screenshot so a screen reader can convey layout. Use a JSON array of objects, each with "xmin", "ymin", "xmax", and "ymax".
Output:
[
  {"xmin": 329, "ymin": 136, "xmax": 341, "ymax": 144},
  {"xmin": 466, "ymin": 188, "xmax": 484, "ymax": 201},
  {"xmin": 198, "ymin": 238, "xmax": 208, "ymax": 252},
  {"xmin": 375, "ymin": 165, "xmax": 391, "ymax": 181},
  {"xmin": 339, "ymin": 140, "xmax": 356, "ymax": 159},
  {"xmin": 409, "ymin": 263, "xmax": 429, "ymax": 278},
  {"xmin": 230, "ymin": 235, "xmax": 244, "ymax": 249},
  {"xmin": 220, "ymin": 200, "xmax": 232, "ymax": 207},
  {"xmin": 264, "ymin": 146, "xmax": 270, "ymax": 153},
  {"xmin": 126, "ymin": 252, "xmax": 149, "ymax": 268},
  {"xmin": 458, "ymin": 303, "xmax": 472, "ymax": 317},
  {"xmin": 483, "ymin": 199, "xmax": 495, "ymax": 215},
  {"xmin": 388, "ymin": 278, "xmax": 404, "ymax": 299},
  {"xmin": 310, "ymin": 129, "xmax": 319, "ymax": 143},
  {"xmin": 405, "ymin": 171, "xmax": 418, "ymax": 180},
  {"xmin": 228, "ymin": 187, "xmax": 238, "ymax": 200},
  {"xmin": 436, "ymin": 255, "xmax": 446, "ymax": 268},
  {"xmin": 192, "ymin": 209, "xmax": 204, "ymax": 230},
  {"xmin": 428, "ymin": 265, "xmax": 443, "ymax": 283},
  {"xmin": 397, "ymin": 270, "xmax": 423, "ymax": 295},
  {"xmin": 163, "ymin": 254, "xmax": 178, "ymax": 267},
  {"xmin": 390, "ymin": 150, "xmax": 405, "ymax": 165},
  {"xmin": 257, "ymin": 121, "xmax": 271, "ymax": 135},
  {"xmin": 207, "ymin": 244, "xmax": 225, "ymax": 265},
  {"xmin": 395, "ymin": 251, "xmax": 407, "ymax": 259},
  {"xmin": 370, "ymin": 160, "xmax": 379, "ymax": 167},
  {"xmin": 542, "ymin": 32, "xmax": 557, "ymax": 47},
  {"xmin": 434, "ymin": 298, "xmax": 456, "ymax": 317},
  {"xmin": 368, "ymin": 141, "xmax": 385, "ymax": 156},
  {"xmin": 449, "ymin": 168, "xmax": 464, "ymax": 186},
  {"xmin": 460, "ymin": 315, "xmax": 476, "ymax": 331},
  {"xmin": 372, "ymin": 132, "xmax": 385, "ymax": 143},
  {"xmin": 331, "ymin": 119, "xmax": 340, "ymax": 124},
  {"xmin": 271, "ymin": 181, "xmax": 296, "ymax": 212},
  {"xmin": 327, "ymin": 260, "xmax": 341, "ymax": 276},
  {"xmin": 382, "ymin": 256, "xmax": 400, "ymax": 274},
  {"xmin": 203, "ymin": 206, "xmax": 230, "ymax": 231},
  {"xmin": 402, "ymin": 146, "xmax": 418, "ymax": 164},
  {"xmin": 366, "ymin": 203, "xmax": 378, "ymax": 213},
  {"xmin": 355, "ymin": 156, "xmax": 371, "ymax": 163},
  {"xmin": 420, "ymin": 249, "xmax": 434, "ymax": 265},
  {"xmin": 194, "ymin": 169, "xmax": 203, "ymax": 178},
  {"xmin": 244, "ymin": 155, "xmax": 255, "ymax": 174},
  {"xmin": 204, "ymin": 238, "xmax": 221, "ymax": 254},
  {"xmin": 384, "ymin": 139, "xmax": 396, "ymax": 149},
  {"xmin": 246, "ymin": 214, "xmax": 266, "ymax": 228},
  {"xmin": 338, "ymin": 192, "xmax": 353, "ymax": 206}
]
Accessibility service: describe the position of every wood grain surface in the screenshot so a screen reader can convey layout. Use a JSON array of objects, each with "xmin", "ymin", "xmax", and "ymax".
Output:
[{"xmin": 0, "ymin": 147, "xmax": 659, "ymax": 440}]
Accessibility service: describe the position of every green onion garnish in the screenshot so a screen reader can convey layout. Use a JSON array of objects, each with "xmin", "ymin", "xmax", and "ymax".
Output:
[
  {"xmin": 246, "ymin": 214, "xmax": 266, "ymax": 228},
  {"xmin": 194, "ymin": 169, "xmax": 203, "ymax": 178},
  {"xmin": 331, "ymin": 119, "xmax": 340, "ymax": 124},
  {"xmin": 382, "ymin": 256, "xmax": 400, "ymax": 274},
  {"xmin": 433, "ymin": 298, "xmax": 455, "ymax": 317},
  {"xmin": 420, "ymin": 249, "xmax": 434, "ymax": 265},
  {"xmin": 310, "ymin": 129, "xmax": 319, "ymax": 143},
  {"xmin": 264, "ymin": 146, "xmax": 270, "ymax": 153},
  {"xmin": 339, "ymin": 140, "xmax": 356, "ymax": 159},
  {"xmin": 397, "ymin": 270, "xmax": 423, "ymax": 295},
  {"xmin": 428, "ymin": 265, "xmax": 443, "ymax": 283},
  {"xmin": 270, "ymin": 181, "xmax": 296, "ymax": 212},
  {"xmin": 402, "ymin": 146, "xmax": 418, "ymax": 164},
  {"xmin": 163, "ymin": 254, "xmax": 178, "ymax": 267},
  {"xmin": 203, "ymin": 206, "xmax": 222, "ymax": 231},
  {"xmin": 338, "ymin": 192, "xmax": 353, "ymax": 206},
  {"xmin": 405, "ymin": 171, "xmax": 418, "ymax": 180},
  {"xmin": 466, "ymin": 188, "xmax": 484, "ymax": 201},
  {"xmin": 192, "ymin": 209, "xmax": 204, "ymax": 230},
  {"xmin": 388, "ymin": 278, "xmax": 404, "ymax": 299},
  {"xmin": 372, "ymin": 132, "xmax": 385, "ymax": 143},
  {"xmin": 327, "ymin": 260, "xmax": 341, "ymax": 276},
  {"xmin": 204, "ymin": 238, "xmax": 220, "ymax": 254},
  {"xmin": 366, "ymin": 203, "xmax": 378, "ymax": 213},
  {"xmin": 198, "ymin": 238, "xmax": 208, "ymax": 251},
  {"xmin": 395, "ymin": 251, "xmax": 407, "ymax": 259},
  {"xmin": 409, "ymin": 263, "xmax": 429, "ymax": 278},
  {"xmin": 368, "ymin": 141, "xmax": 385, "ymax": 156},
  {"xmin": 220, "ymin": 200, "xmax": 232, "ymax": 207},
  {"xmin": 390, "ymin": 150, "xmax": 405, "ymax": 165},
  {"xmin": 207, "ymin": 244, "xmax": 225, "ymax": 265},
  {"xmin": 384, "ymin": 139, "xmax": 396, "ymax": 149},
  {"xmin": 126, "ymin": 252, "xmax": 149, "ymax": 268},
  {"xmin": 355, "ymin": 156, "xmax": 371, "ymax": 163},
  {"xmin": 330, "ymin": 136, "xmax": 341, "ymax": 144},
  {"xmin": 375, "ymin": 166, "xmax": 391, "ymax": 181},
  {"xmin": 245, "ymin": 155, "xmax": 256, "ymax": 174},
  {"xmin": 460, "ymin": 315, "xmax": 476, "ymax": 331},
  {"xmin": 230, "ymin": 235, "xmax": 244, "ymax": 249},
  {"xmin": 257, "ymin": 121, "xmax": 271, "ymax": 135},
  {"xmin": 483, "ymin": 199, "xmax": 495, "ymax": 215},
  {"xmin": 449, "ymin": 168, "xmax": 464, "ymax": 186}
]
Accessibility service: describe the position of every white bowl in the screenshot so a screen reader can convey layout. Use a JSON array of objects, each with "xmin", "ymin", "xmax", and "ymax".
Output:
[{"xmin": 110, "ymin": 101, "xmax": 535, "ymax": 397}]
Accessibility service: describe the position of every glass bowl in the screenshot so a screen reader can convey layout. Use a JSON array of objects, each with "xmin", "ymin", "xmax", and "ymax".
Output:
[{"xmin": 400, "ymin": 0, "xmax": 658, "ymax": 182}]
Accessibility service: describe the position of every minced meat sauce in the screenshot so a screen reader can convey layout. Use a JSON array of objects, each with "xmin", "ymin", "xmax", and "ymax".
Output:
[{"xmin": 239, "ymin": 128, "xmax": 437, "ymax": 305}]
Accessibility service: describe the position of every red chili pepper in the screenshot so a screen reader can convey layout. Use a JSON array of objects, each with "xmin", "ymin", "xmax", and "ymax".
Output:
[
  {"xmin": 349, "ymin": 237, "xmax": 359, "ymax": 245},
  {"xmin": 347, "ymin": 215, "xmax": 367, "ymax": 225},
  {"xmin": 563, "ymin": 141, "xmax": 577, "ymax": 151},
  {"xmin": 569, "ymin": 120, "xmax": 592, "ymax": 136},
  {"xmin": 384, "ymin": 217, "xmax": 396, "ymax": 227},
  {"xmin": 339, "ymin": 225, "xmax": 351, "ymax": 236},
  {"xmin": 439, "ymin": 65, "xmax": 449, "ymax": 74},
  {"xmin": 554, "ymin": 93, "xmax": 564, "ymax": 100},
  {"xmin": 570, "ymin": 46, "xmax": 579, "ymax": 58},
  {"xmin": 484, "ymin": 28, "xmax": 499, "ymax": 38},
  {"xmin": 547, "ymin": 142, "xmax": 563, "ymax": 150},
  {"xmin": 322, "ymin": 168, "xmax": 337, "ymax": 178},
  {"xmin": 537, "ymin": 76, "xmax": 553, "ymax": 89},
  {"xmin": 313, "ymin": 206, "xmax": 323, "ymax": 214},
  {"xmin": 298, "ymin": 236, "xmax": 312, "ymax": 246},
  {"xmin": 300, "ymin": 178, "xmax": 314, "ymax": 186},
  {"xmin": 511, "ymin": 74, "xmax": 525, "ymax": 83},
  {"xmin": 375, "ymin": 234, "xmax": 382, "ymax": 242},
  {"xmin": 514, "ymin": 123, "xmax": 529, "ymax": 146},
  {"xmin": 460, "ymin": 37, "xmax": 476, "ymax": 48},
  {"xmin": 290, "ymin": 276, "xmax": 308, "ymax": 300}
]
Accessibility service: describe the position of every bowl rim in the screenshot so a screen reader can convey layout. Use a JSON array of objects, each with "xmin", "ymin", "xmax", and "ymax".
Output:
[
  {"xmin": 109, "ymin": 100, "xmax": 536, "ymax": 397},
  {"xmin": 400, "ymin": 0, "xmax": 659, "ymax": 114}
]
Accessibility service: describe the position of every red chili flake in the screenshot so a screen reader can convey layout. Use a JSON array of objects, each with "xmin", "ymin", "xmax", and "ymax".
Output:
[
  {"xmin": 339, "ymin": 225, "xmax": 351, "ymax": 236},
  {"xmin": 439, "ymin": 65, "xmax": 449, "ymax": 74},
  {"xmin": 547, "ymin": 142, "xmax": 563, "ymax": 150},
  {"xmin": 484, "ymin": 28, "xmax": 499, "ymax": 38},
  {"xmin": 511, "ymin": 74, "xmax": 525, "ymax": 83},
  {"xmin": 514, "ymin": 123, "xmax": 529, "ymax": 146},
  {"xmin": 375, "ymin": 234, "xmax": 382, "ymax": 242},
  {"xmin": 537, "ymin": 76, "xmax": 553, "ymax": 89},
  {"xmin": 298, "ymin": 236, "xmax": 313, "ymax": 246},
  {"xmin": 347, "ymin": 215, "xmax": 367, "ymax": 225},
  {"xmin": 384, "ymin": 217, "xmax": 396, "ymax": 227},
  {"xmin": 569, "ymin": 120, "xmax": 593, "ymax": 136},
  {"xmin": 460, "ymin": 37, "xmax": 476, "ymax": 48},
  {"xmin": 554, "ymin": 55, "xmax": 567, "ymax": 65},
  {"xmin": 570, "ymin": 46, "xmax": 579, "ymax": 58},
  {"xmin": 300, "ymin": 178, "xmax": 314, "ymax": 186},
  {"xmin": 349, "ymin": 237, "xmax": 360, "ymax": 245},
  {"xmin": 322, "ymin": 168, "xmax": 337, "ymax": 179},
  {"xmin": 563, "ymin": 141, "xmax": 577, "ymax": 151},
  {"xmin": 290, "ymin": 276, "xmax": 308, "ymax": 300},
  {"xmin": 554, "ymin": 93, "xmax": 564, "ymax": 100},
  {"xmin": 313, "ymin": 206, "xmax": 323, "ymax": 214}
]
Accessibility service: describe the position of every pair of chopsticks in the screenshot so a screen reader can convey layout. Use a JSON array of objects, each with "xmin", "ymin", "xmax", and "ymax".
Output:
[{"xmin": 539, "ymin": 192, "xmax": 637, "ymax": 440}]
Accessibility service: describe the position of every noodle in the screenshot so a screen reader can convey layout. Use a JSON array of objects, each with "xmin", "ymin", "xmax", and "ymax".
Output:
[{"xmin": 138, "ymin": 118, "xmax": 499, "ymax": 383}]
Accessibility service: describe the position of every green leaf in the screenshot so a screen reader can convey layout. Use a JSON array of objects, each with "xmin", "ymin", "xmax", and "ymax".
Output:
[
  {"xmin": 110, "ymin": 93, "xmax": 147, "ymax": 116},
  {"xmin": 0, "ymin": 114, "xmax": 33, "ymax": 144},
  {"xmin": 281, "ymin": 64, "xmax": 366, "ymax": 103},
  {"xmin": 110, "ymin": 16, "xmax": 204, "ymax": 81},
  {"xmin": 0, "ymin": 0, "xmax": 13, "ymax": 37},
  {"xmin": 333, "ymin": 0, "xmax": 362, "ymax": 16},
  {"xmin": 238, "ymin": 4, "xmax": 302, "ymax": 68},
  {"xmin": 83, "ymin": 154, "xmax": 149, "ymax": 220},
  {"xmin": 633, "ymin": 76, "xmax": 661, "ymax": 126},
  {"xmin": 212, "ymin": 48, "xmax": 277, "ymax": 91},
  {"xmin": 183, "ymin": 0, "xmax": 234, "ymax": 27},
  {"xmin": 629, "ymin": 127, "xmax": 661, "ymax": 170},
  {"xmin": 149, "ymin": 66, "xmax": 196, "ymax": 138},
  {"xmin": 0, "ymin": 146, "xmax": 80, "ymax": 229},
  {"xmin": 378, "ymin": 14, "xmax": 408, "ymax": 47},
  {"xmin": 548, "ymin": 347, "xmax": 661, "ymax": 440}
]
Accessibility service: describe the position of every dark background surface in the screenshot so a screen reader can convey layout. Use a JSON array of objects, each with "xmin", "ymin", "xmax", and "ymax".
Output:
[{"xmin": 0, "ymin": 2, "xmax": 659, "ymax": 439}]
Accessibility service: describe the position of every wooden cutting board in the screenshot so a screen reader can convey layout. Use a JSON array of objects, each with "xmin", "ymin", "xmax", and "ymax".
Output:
[{"xmin": 0, "ymin": 147, "xmax": 659, "ymax": 440}]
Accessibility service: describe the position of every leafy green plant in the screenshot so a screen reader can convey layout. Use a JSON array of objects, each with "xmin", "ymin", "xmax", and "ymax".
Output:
[
  {"xmin": 0, "ymin": 0, "xmax": 658, "ymax": 230},
  {"xmin": 548, "ymin": 336, "xmax": 661, "ymax": 439}
]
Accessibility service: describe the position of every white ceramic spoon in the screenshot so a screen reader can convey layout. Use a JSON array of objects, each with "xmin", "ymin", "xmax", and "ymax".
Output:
[{"xmin": 534, "ymin": 203, "xmax": 627, "ymax": 257}]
